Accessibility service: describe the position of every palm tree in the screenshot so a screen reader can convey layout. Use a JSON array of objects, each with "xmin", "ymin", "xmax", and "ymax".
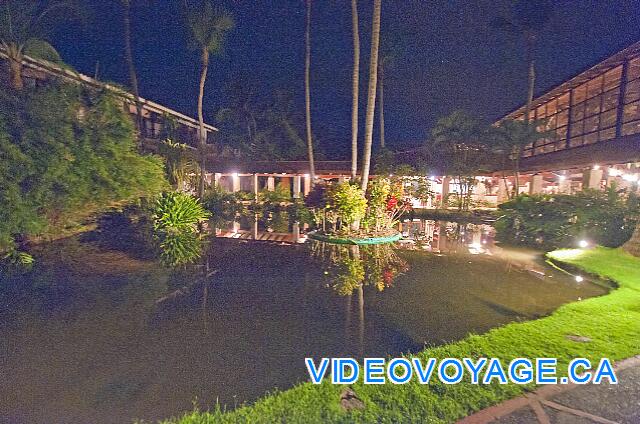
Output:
[
  {"xmin": 493, "ymin": 0, "xmax": 553, "ymax": 125},
  {"xmin": 304, "ymin": 0, "xmax": 316, "ymax": 185},
  {"xmin": 431, "ymin": 110, "xmax": 487, "ymax": 210},
  {"xmin": 350, "ymin": 0, "xmax": 360, "ymax": 180},
  {"xmin": 121, "ymin": 0, "xmax": 143, "ymax": 133},
  {"xmin": 360, "ymin": 0, "xmax": 382, "ymax": 192},
  {"xmin": 377, "ymin": 41, "xmax": 394, "ymax": 150},
  {"xmin": 185, "ymin": 1, "xmax": 234, "ymax": 199},
  {"xmin": 0, "ymin": 0, "xmax": 80, "ymax": 90},
  {"xmin": 491, "ymin": 118, "xmax": 550, "ymax": 197}
]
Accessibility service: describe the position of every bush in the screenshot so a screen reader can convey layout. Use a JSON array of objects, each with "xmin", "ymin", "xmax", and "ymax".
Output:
[
  {"xmin": 495, "ymin": 188, "xmax": 638, "ymax": 248},
  {"xmin": 202, "ymin": 185, "xmax": 244, "ymax": 221},
  {"xmin": 150, "ymin": 192, "xmax": 210, "ymax": 267},
  {"xmin": 0, "ymin": 82, "xmax": 167, "ymax": 253},
  {"xmin": 329, "ymin": 182, "xmax": 367, "ymax": 226}
]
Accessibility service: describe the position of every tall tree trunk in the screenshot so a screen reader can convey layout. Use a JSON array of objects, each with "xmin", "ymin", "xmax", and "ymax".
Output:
[
  {"xmin": 378, "ymin": 59, "xmax": 385, "ymax": 149},
  {"xmin": 360, "ymin": 0, "xmax": 381, "ymax": 193},
  {"xmin": 304, "ymin": 0, "xmax": 316, "ymax": 185},
  {"xmin": 518, "ymin": 34, "xmax": 536, "ymax": 196},
  {"xmin": 350, "ymin": 0, "xmax": 360, "ymax": 180},
  {"xmin": 8, "ymin": 54, "xmax": 23, "ymax": 90},
  {"xmin": 197, "ymin": 48, "xmax": 209, "ymax": 199},
  {"xmin": 623, "ymin": 225, "xmax": 640, "ymax": 257},
  {"xmin": 122, "ymin": 0, "xmax": 143, "ymax": 135}
]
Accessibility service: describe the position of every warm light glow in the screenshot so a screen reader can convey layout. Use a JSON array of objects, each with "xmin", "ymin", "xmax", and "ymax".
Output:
[
  {"xmin": 548, "ymin": 249, "xmax": 585, "ymax": 261},
  {"xmin": 578, "ymin": 240, "xmax": 589, "ymax": 248},
  {"xmin": 575, "ymin": 275, "xmax": 584, "ymax": 283},
  {"xmin": 593, "ymin": 164, "xmax": 600, "ymax": 170},
  {"xmin": 608, "ymin": 168, "xmax": 622, "ymax": 177},
  {"xmin": 304, "ymin": 174, "xmax": 310, "ymax": 178},
  {"xmin": 558, "ymin": 175, "xmax": 566, "ymax": 181},
  {"xmin": 622, "ymin": 173, "xmax": 638, "ymax": 182},
  {"xmin": 231, "ymin": 172, "xmax": 239, "ymax": 178}
]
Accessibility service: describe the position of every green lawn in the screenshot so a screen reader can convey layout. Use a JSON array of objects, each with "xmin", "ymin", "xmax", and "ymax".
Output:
[{"xmin": 159, "ymin": 247, "xmax": 640, "ymax": 424}]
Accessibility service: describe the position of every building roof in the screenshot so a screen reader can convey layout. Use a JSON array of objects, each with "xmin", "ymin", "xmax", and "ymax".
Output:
[
  {"xmin": 498, "ymin": 40, "xmax": 640, "ymax": 123},
  {"xmin": 0, "ymin": 48, "xmax": 217, "ymax": 133}
]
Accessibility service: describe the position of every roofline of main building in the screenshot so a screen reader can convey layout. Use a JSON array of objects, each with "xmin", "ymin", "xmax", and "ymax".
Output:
[{"xmin": 0, "ymin": 48, "xmax": 218, "ymax": 134}]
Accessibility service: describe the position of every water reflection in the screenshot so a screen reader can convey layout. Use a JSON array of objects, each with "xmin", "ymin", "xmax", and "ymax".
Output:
[{"xmin": 0, "ymin": 221, "xmax": 609, "ymax": 424}]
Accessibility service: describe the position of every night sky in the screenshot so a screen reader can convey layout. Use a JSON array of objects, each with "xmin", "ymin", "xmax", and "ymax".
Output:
[{"xmin": 51, "ymin": 0, "xmax": 640, "ymax": 157}]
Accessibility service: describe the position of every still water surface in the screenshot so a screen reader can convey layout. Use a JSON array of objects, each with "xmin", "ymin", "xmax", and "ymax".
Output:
[{"xmin": 0, "ymin": 220, "xmax": 607, "ymax": 423}]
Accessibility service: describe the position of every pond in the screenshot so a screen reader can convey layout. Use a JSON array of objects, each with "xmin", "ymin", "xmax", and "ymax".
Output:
[{"xmin": 0, "ymin": 220, "xmax": 607, "ymax": 424}]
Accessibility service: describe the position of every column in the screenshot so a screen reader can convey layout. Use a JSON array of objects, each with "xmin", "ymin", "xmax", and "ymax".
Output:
[
  {"xmin": 231, "ymin": 173, "xmax": 240, "ymax": 193},
  {"xmin": 582, "ymin": 168, "xmax": 604, "ymax": 190},
  {"xmin": 293, "ymin": 175, "xmax": 302, "ymax": 199},
  {"xmin": 529, "ymin": 174, "xmax": 543, "ymax": 195},
  {"xmin": 558, "ymin": 175, "xmax": 571, "ymax": 194},
  {"xmin": 214, "ymin": 173, "xmax": 222, "ymax": 189},
  {"xmin": 303, "ymin": 175, "xmax": 311, "ymax": 196},
  {"xmin": 497, "ymin": 178, "xmax": 509, "ymax": 203},
  {"xmin": 440, "ymin": 177, "xmax": 450, "ymax": 208},
  {"xmin": 267, "ymin": 176, "xmax": 275, "ymax": 191},
  {"xmin": 252, "ymin": 174, "xmax": 259, "ymax": 200},
  {"xmin": 293, "ymin": 221, "xmax": 300, "ymax": 243}
]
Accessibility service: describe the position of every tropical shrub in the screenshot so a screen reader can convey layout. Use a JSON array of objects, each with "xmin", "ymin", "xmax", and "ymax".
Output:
[
  {"xmin": 0, "ymin": 82, "xmax": 167, "ymax": 253},
  {"xmin": 495, "ymin": 188, "xmax": 639, "ymax": 248},
  {"xmin": 150, "ymin": 192, "xmax": 210, "ymax": 267},
  {"xmin": 202, "ymin": 185, "xmax": 245, "ymax": 221},
  {"xmin": 329, "ymin": 182, "xmax": 367, "ymax": 227}
]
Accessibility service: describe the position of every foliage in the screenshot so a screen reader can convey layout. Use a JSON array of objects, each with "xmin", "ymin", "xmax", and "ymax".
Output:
[
  {"xmin": 489, "ymin": 118, "xmax": 551, "ymax": 198},
  {"xmin": 495, "ymin": 188, "xmax": 639, "ymax": 248},
  {"xmin": 0, "ymin": 0, "xmax": 85, "ymax": 89},
  {"xmin": 258, "ymin": 184, "xmax": 292, "ymax": 204},
  {"xmin": 430, "ymin": 110, "xmax": 489, "ymax": 210},
  {"xmin": 185, "ymin": 1, "xmax": 234, "ymax": 55},
  {"xmin": 328, "ymin": 182, "xmax": 367, "ymax": 227},
  {"xmin": 158, "ymin": 139, "xmax": 199, "ymax": 191},
  {"xmin": 216, "ymin": 88, "xmax": 319, "ymax": 161},
  {"xmin": 150, "ymin": 192, "xmax": 210, "ymax": 267},
  {"xmin": 0, "ymin": 82, "xmax": 167, "ymax": 253},
  {"xmin": 202, "ymin": 185, "xmax": 245, "ymax": 222}
]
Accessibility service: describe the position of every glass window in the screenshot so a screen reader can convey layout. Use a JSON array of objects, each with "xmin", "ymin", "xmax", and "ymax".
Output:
[
  {"xmin": 536, "ymin": 104, "xmax": 546, "ymax": 119},
  {"xmin": 546, "ymin": 99, "xmax": 557, "ymax": 116},
  {"xmin": 556, "ymin": 126, "xmax": 568, "ymax": 139},
  {"xmin": 587, "ymin": 76, "xmax": 603, "ymax": 98},
  {"xmin": 573, "ymin": 83, "xmax": 587, "ymax": 104},
  {"xmin": 571, "ymin": 102, "xmax": 585, "ymax": 122},
  {"xmin": 602, "ymin": 89, "xmax": 619, "ymax": 111},
  {"xmin": 599, "ymin": 127, "xmax": 616, "ymax": 141},
  {"xmin": 572, "ymin": 119, "xmax": 585, "ymax": 135},
  {"xmin": 600, "ymin": 109, "xmax": 617, "ymax": 128},
  {"xmin": 555, "ymin": 139, "xmax": 567, "ymax": 150},
  {"xmin": 557, "ymin": 109, "xmax": 569, "ymax": 127},
  {"xmin": 558, "ymin": 93, "xmax": 570, "ymax": 110},
  {"xmin": 623, "ymin": 101, "xmax": 640, "ymax": 122},
  {"xmin": 584, "ymin": 116, "xmax": 599, "ymax": 133},
  {"xmin": 622, "ymin": 120, "xmax": 640, "ymax": 135},
  {"xmin": 625, "ymin": 78, "xmax": 640, "ymax": 103},
  {"xmin": 584, "ymin": 132, "xmax": 599, "ymax": 145},
  {"xmin": 543, "ymin": 143, "xmax": 555, "ymax": 153},
  {"xmin": 569, "ymin": 135, "xmax": 583, "ymax": 147},
  {"xmin": 585, "ymin": 96, "xmax": 601, "ymax": 117},
  {"xmin": 546, "ymin": 115, "xmax": 557, "ymax": 130},
  {"xmin": 603, "ymin": 66, "xmax": 622, "ymax": 91},
  {"xmin": 627, "ymin": 57, "xmax": 640, "ymax": 81}
]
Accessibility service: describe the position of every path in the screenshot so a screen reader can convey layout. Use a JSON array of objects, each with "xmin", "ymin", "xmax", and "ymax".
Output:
[{"xmin": 459, "ymin": 356, "xmax": 640, "ymax": 424}]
